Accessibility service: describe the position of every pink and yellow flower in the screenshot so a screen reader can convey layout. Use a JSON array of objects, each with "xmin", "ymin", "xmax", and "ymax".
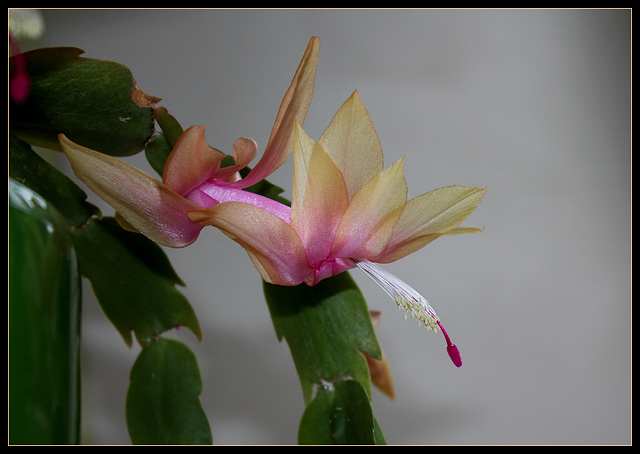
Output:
[
  {"xmin": 187, "ymin": 91, "xmax": 485, "ymax": 288},
  {"xmin": 186, "ymin": 90, "xmax": 485, "ymax": 367},
  {"xmin": 59, "ymin": 37, "xmax": 485, "ymax": 367}
]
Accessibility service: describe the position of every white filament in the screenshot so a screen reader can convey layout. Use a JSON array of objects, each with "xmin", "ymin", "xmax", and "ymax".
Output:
[{"xmin": 354, "ymin": 259, "xmax": 440, "ymax": 332}]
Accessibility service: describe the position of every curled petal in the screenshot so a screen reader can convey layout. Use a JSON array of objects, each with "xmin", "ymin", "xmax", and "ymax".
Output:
[
  {"xmin": 59, "ymin": 134, "xmax": 204, "ymax": 247},
  {"xmin": 225, "ymin": 137, "xmax": 259, "ymax": 177},
  {"xmin": 227, "ymin": 36, "xmax": 320, "ymax": 189},
  {"xmin": 162, "ymin": 125, "xmax": 228, "ymax": 196},
  {"xmin": 375, "ymin": 185, "xmax": 487, "ymax": 262},
  {"xmin": 187, "ymin": 202, "xmax": 310, "ymax": 286}
]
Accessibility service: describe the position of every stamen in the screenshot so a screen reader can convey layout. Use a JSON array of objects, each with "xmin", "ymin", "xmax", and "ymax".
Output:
[{"xmin": 354, "ymin": 259, "xmax": 462, "ymax": 367}]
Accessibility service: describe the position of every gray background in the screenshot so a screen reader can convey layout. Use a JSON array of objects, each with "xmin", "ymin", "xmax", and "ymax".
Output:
[{"xmin": 31, "ymin": 9, "xmax": 630, "ymax": 445}]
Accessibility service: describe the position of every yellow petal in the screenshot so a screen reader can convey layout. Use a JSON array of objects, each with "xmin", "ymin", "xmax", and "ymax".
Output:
[
  {"xmin": 376, "ymin": 185, "xmax": 487, "ymax": 262},
  {"xmin": 331, "ymin": 158, "xmax": 408, "ymax": 259},
  {"xmin": 318, "ymin": 90, "xmax": 383, "ymax": 198},
  {"xmin": 59, "ymin": 134, "xmax": 204, "ymax": 247},
  {"xmin": 290, "ymin": 121, "xmax": 316, "ymax": 205},
  {"xmin": 291, "ymin": 123, "xmax": 349, "ymax": 264},
  {"xmin": 188, "ymin": 202, "xmax": 310, "ymax": 286}
]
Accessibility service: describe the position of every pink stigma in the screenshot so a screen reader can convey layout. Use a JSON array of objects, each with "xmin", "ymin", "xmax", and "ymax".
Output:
[{"xmin": 437, "ymin": 320, "xmax": 462, "ymax": 367}]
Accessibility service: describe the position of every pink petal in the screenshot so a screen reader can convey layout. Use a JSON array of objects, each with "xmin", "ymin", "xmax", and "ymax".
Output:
[
  {"xmin": 59, "ymin": 134, "xmax": 204, "ymax": 247},
  {"xmin": 226, "ymin": 36, "xmax": 320, "ymax": 189},
  {"xmin": 187, "ymin": 202, "xmax": 311, "ymax": 286},
  {"xmin": 290, "ymin": 123, "xmax": 349, "ymax": 265},
  {"xmin": 162, "ymin": 125, "xmax": 228, "ymax": 196},
  {"xmin": 188, "ymin": 182, "xmax": 292, "ymax": 223},
  {"xmin": 220, "ymin": 137, "xmax": 259, "ymax": 179}
]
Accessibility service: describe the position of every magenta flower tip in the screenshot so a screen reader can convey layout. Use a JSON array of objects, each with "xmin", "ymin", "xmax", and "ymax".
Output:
[
  {"xmin": 446, "ymin": 344, "xmax": 462, "ymax": 368},
  {"xmin": 437, "ymin": 320, "xmax": 462, "ymax": 367}
]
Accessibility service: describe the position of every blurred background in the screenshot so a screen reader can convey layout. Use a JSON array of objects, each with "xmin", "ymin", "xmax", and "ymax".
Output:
[{"xmin": 21, "ymin": 9, "xmax": 631, "ymax": 444}]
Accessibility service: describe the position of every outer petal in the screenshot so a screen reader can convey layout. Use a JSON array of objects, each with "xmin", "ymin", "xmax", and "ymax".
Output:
[
  {"xmin": 226, "ymin": 36, "xmax": 320, "ymax": 189},
  {"xmin": 187, "ymin": 202, "xmax": 311, "ymax": 286},
  {"xmin": 331, "ymin": 158, "xmax": 408, "ymax": 259},
  {"xmin": 318, "ymin": 90, "xmax": 383, "ymax": 198},
  {"xmin": 162, "ymin": 125, "xmax": 229, "ymax": 196},
  {"xmin": 291, "ymin": 123, "xmax": 349, "ymax": 265},
  {"xmin": 59, "ymin": 134, "xmax": 204, "ymax": 248},
  {"xmin": 374, "ymin": 185, "xmax": 487, "ymax": 263}
]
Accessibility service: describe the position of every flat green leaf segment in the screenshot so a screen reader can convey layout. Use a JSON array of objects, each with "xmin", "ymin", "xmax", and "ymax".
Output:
[
  {"xmin": 126, "ymin": 338, "xmax": 212, "ymax": 445},
  {"xmin": 9, "ymin": 180, "xmax": 81, "ymax": 445},
  {"xmin": 10, "ymin": 47, "xmax": 155, "ymax": 157},
  {"xmin": 298, "ymin": 379, "xmax": 386, "ymax": 445},
  {"xmin": 263, "ymin": 272, "xmax": 382, "ymax": 405},
  {"xmin": 72, "ymin": 217, "xmax": 201, "ymax": 347},
  {"xmin": 144, "ymin": 107, "xmax": 185, "ymax": 176}
]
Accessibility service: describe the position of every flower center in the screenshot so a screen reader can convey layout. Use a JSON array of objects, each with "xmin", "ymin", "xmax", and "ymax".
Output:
[{"xmin": 309, "ymin": 258, "xmax": 355, "ymax": 285}]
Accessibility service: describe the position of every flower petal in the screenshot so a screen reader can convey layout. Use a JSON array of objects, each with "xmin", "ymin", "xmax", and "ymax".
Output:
[
  {"xmin": 187, "ymin": 202, "xmax": 310, "ymax": 286},
  {"xmin": 226, "ymin": 137, "xmax": 259, "ymax": 177},
  {"xmin": 331, "ymin": 158, "xmax": 408, "ymax": 259},
  {"xmin": 291, "ymin": 123, "xmax": 349, "ymax": 265},
  {"xmin": 227, "ymin": 36, "xmax": 320, "ymax": 189},
  {"xmin": 290, "ymin": 121, "xmax": 315, "ymax": 204},
  {"xmin": 318, "ymin": 90, "xmax": 383, "ymax": 198},
  {"xmin": 374, "ymin": 185, "xmax": 487, "ymax": 262},
  {"xmin": 59, "ymin": 134, "xmax": 204, "ymax": 247},
  {"xmin": 162, "ymin": 125, "xmax": 229, "ymax": 196}
]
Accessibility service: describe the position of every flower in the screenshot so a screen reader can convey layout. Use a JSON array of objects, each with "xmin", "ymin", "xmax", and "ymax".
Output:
[
  {"xmin": 189, "ymin": 91, "xmax": 486, "ymax": 287},
  {"xmin": 59, "ymin": 36, "xmax": 320, "ymax": 248},
  {"xmin": 187, "ymin": 90, "xmax": 485, "ymax": 367},
  {"xmin": 59, "ymin": 38, "xmax": 485, "ymax": 367}
]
